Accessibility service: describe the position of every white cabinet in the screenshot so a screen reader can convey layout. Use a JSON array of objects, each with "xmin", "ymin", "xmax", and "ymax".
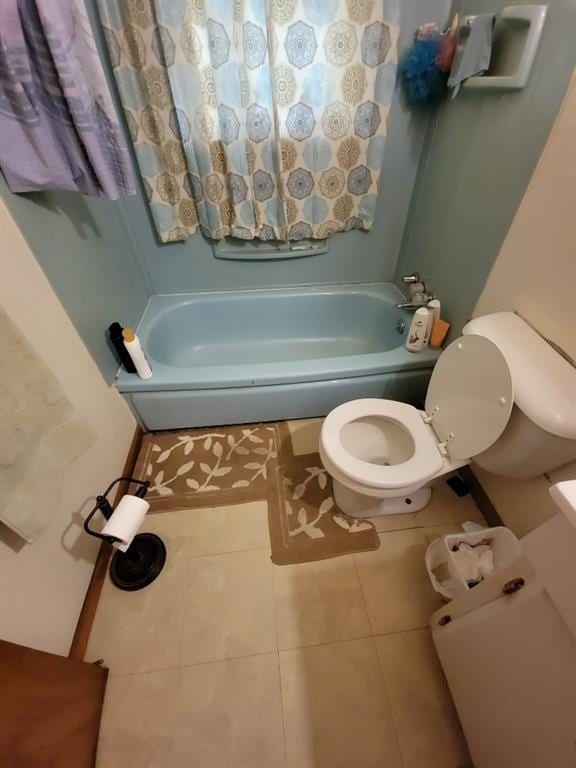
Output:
[{"xmin": 431, "ymin": 513, "xmax": 576, "ymax": 768}]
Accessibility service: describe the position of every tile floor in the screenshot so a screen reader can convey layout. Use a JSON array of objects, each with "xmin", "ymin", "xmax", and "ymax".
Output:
[{"xmin": 88, "ymin": 419, "xmax": 484, "ymax": 768}]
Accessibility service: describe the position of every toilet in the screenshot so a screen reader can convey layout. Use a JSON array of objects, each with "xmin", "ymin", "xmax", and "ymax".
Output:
[{"xmin": 320, "ymin": 312, "xmax": 576, "ymax": 518}]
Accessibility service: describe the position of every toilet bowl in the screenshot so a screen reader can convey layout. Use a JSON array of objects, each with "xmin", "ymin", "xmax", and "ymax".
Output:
[
  {"xmin": 320, "ymin": 399, "xmax": 465, "ymax": 517},
  {"xmin": 320, "ymin": 313, "xmax": 576, "ymax": 518}
]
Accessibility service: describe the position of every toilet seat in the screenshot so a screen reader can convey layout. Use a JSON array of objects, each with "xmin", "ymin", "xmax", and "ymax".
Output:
[{"xmin": 320, "ymin": 399, "xmax": 444, "ymax": 491}]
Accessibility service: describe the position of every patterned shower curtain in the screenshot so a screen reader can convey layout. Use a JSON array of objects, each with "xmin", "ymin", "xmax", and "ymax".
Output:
[{"xmin": 98, "ymin": 0, "xmax": 399, "ymax": 242}]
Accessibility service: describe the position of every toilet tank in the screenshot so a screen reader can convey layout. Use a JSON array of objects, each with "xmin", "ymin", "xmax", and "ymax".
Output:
[{"xmin": 463, "ymin": 313, "xmax": 576, "ymax": 479}]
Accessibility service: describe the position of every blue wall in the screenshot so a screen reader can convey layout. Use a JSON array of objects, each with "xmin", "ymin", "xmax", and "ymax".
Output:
[
  {"xmin": 1, "ymin": 180, "xmax": 150, "ymax": 383},
  {"xmin": 395, "ymin": 0, "xmax": 576, "ymax": 334},
  {"xmin": 92, "ymin": 0, "xmax": 451, "ymax": 294}
]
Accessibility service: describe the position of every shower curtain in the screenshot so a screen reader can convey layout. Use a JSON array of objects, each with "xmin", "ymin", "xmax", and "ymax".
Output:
[
  {"xmin": 0, "ymin": 0, "xmax": 134, "ymax": 198},
  {"xmin": 99, "ymin": 0, "xmax": 399, "ymax": 242}
]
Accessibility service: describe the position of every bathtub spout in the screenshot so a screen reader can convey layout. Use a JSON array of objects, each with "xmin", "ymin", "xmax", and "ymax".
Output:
[{"xmin": 395, "ymin": 298, "xmax": 435, "ymax": 310}]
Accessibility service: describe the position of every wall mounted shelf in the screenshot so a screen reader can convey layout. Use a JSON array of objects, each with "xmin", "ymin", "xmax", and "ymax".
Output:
[
  {"xmin": 462, "ymin": 4, "xmax": 548, "ymax": 91},
  {"xmin": 213, "ymin": 237, "xmax": 328, "ymax": 260}
]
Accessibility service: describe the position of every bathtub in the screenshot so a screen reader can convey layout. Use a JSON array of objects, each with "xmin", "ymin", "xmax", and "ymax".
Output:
[{"xmin": 116, "ymin": 283, "xmax": 440, "ymax": 430}]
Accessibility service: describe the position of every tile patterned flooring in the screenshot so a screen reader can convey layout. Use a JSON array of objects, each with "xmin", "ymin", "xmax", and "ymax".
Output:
[{"xmin": 88, "ymin": 419, "xmax": 483, "ymax": 768}]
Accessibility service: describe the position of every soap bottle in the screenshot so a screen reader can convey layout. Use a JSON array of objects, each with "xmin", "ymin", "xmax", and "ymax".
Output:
[
  {"xmin": 427, "ymin": 299, "xmax": 441, "ymax": 322},
  {"xmin": 109, "ymin": 322, "xmax": 137, "ymax": 373},
  {"xmin": 123, "ymin": 328, "xmax": 153, "ymax": 380},
  {"xmin": 405, "ymin": 307, "xmax": 431, "ymax": 352}
]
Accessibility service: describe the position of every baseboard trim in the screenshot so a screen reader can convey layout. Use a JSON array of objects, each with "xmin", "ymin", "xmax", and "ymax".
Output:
[{"xmin": 69, "ymin": 426, "xmax": 144, "ymax": 661}]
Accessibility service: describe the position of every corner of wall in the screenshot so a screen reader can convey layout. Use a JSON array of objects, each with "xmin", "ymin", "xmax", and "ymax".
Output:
[
  {"xmin": 468, "ymin": 73, "xmax": 576, "ymax": 539},
  {"xmin": 0, "ymin": 200, "xmax": 138, "ymax": 655}
]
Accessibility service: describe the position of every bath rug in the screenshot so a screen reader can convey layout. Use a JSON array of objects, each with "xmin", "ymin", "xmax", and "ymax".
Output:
[
  {"xmin": 133, "ymin": 420, "xmax": 379, "ymax": 563},
  {"xmin": 268, "ymin": 453, "xmax": 379, "ymax": 565},
  {"xmin": 268, "ymin": 423, "xmax": 380, "ymax": 565},
  {"xmin": 134, "ymin": 423, "xmax": 279, "ymax": 512}
]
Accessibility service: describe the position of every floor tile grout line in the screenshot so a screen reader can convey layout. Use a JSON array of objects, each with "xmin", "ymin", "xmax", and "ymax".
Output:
[
  {"xmin": 372, "ymin": 625, "xmax": 432, "ymax": 639},
  {"xmin": 353, "ymin": 553, "xmax": 411, "ymax": 768},
  {"xmin": 353, "ymin": 550, "xmax": 381, "ymax": 637},
  {"xmin": 278, "ymin": 629, "xmax": 375, "ymax": 655},
  {"xmin": 106, "ymin": 649, "xmax": 282, "ymax": 681},
  {"xmin": 146, "ymin": 540, "xmax": 272, "ymax": 561},
  {"xmin": 275, "ymin": 650, "xmax": 289, "ymax": 768},
  {"xmin": 352, "ymin": 552, "xmax": 374, "ymax": 637},
  {"xmin": 375, "ymin": 519, "xmax": 485, "ymax": 540},
  {"xmin": 175, "ymin": 556, "xmax": 194, "ymax": 669},
  {"xmin": 270, "ymin": 556, "xmax": 289, "ymax": 768},
  {"xmin": 187, "ymin": 543, "xmax": 272, "ymax": 560},
  {"xmin": 372, "ymin": 632, "xmax": 410, "ymax": 768},
  {"xmin": 146, "ymin": 499, "xmax": 270, "ymax": 518},
  {"xmin": 370, "ymin": 515, "xmax": 483, "ymax": 536},
  {"xmin": 155, "ymin": 518, "xmax": 484, "ymax": 563},
  {"xmin": 104, "ymin": 624, "xmax": 438, "ymax": 681}
]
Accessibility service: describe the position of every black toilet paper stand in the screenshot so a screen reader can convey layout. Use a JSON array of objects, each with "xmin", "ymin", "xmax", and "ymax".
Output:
[{"xmin": 84, "ymin": 477, "xmax": 166, "ymax": 591}]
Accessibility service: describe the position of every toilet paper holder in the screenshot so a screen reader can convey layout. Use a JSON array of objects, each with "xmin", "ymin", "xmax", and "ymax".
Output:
[
  {"xmin": 84, "ymin": 476, "xmax": 149, "ymax": 543},
  {"xmin": 84, "ymin": 476, "xmax": 166, "ymax": 592}
]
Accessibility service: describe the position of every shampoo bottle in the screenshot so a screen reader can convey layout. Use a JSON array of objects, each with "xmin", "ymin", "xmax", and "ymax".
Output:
[
  {"xmin": 123, "ymin": 328, "xmax": 153, "ymax": 380},
  {"xmin": 405, "ymin": 307, "xmax": 431, "ymax": 352},
  {"xmin": 108, "ymin": 322, "xmax": 137, "ymax": 373}
]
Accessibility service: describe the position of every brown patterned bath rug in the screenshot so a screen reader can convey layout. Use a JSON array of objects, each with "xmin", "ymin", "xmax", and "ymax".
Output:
[
  {"xmin": 134, "ymin": 420, "xmax": 379, "ymax": 564},
  {"xmin": 268, "ymin": 451, "xmax": 378, "ymax": 565},
  {"xmin": 134, "ymin": 423, "xmax": 278, "ymax": 512}
]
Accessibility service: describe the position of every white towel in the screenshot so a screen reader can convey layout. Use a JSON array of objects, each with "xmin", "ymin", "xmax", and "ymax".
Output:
[{"xmin": 0, "ymin": 306, "xmax": 96, "ymax": 542}]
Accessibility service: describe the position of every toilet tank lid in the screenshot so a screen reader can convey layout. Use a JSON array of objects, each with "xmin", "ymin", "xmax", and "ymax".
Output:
[{"xmin": 463, "ymin": 312, "xmax": 576, "ymax": 440}]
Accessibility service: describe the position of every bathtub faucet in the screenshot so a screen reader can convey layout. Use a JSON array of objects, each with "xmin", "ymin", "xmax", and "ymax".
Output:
[{"xmin": 396, "ymin": 272, "xmax": 435, "ymax": 310}]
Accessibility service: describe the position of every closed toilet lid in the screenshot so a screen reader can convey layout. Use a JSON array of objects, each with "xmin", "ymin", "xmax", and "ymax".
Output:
[{"xmin": 426, "ymin": 335, "xmax": 513, "ymax": 460}]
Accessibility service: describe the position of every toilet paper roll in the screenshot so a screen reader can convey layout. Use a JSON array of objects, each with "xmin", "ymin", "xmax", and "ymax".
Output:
[{"xmin": 101, "ymin": 494, "xmax": 150, "ymax": 553}]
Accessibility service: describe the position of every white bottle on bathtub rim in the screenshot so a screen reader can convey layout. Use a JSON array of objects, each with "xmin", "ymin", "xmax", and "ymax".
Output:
[
  {"xmin": 123, "ymin": 328, "xmax": 153, "ymax": 379},
  {"xmin": 405, "ymin": 307, "xmax": 431, "ymax": 352}
]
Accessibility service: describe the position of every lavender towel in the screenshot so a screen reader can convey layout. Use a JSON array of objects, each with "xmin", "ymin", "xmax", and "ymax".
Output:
[{"xmin": 0, "ymin": 0, "xmax": 134, "ymax": 199}]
